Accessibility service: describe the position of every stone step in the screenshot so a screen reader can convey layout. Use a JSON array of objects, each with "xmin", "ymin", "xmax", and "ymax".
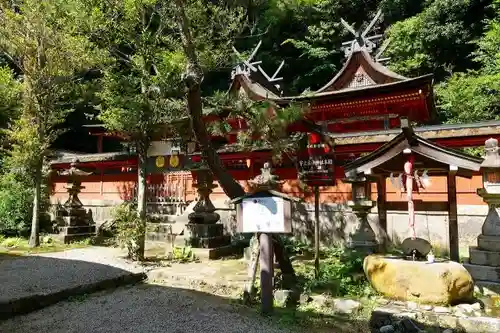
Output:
[
  {"xmin": 59, "ymin": 225, "xmax": 96, "ymax": 235},
  {"xmin": 478, "ymin": 235, "xmax": 500, "ymax": 252},
  {"xmin": 146, "ymin": 232, "xmax": 187, "ymax": 246},
  {"xmin": 186, "ymin": 235, "xmax": 231, "ymax": 249},
  {"xmin": 55, "ymin": 233, "xmax": 96, "ymax": 244},
  {"xmin": 463, "ymin": 263, "xmax": 500, "ymax": 282},
  {"xmin": 474, "ymin": 280, "xmax": 500, "ymax": 296},
  {"xmin": 469, "ymin": 247, "xmax": 500, "ymax": 266}
]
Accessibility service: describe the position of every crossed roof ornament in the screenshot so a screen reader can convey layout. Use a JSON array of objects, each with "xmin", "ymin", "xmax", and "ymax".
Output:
[
  {"xmin": 231, "ymin": 41, "xmax": 284, "ymax": 91},
  {"xmin": 341, "ymin": 10, "xmax": 390, "ymax": 62}
]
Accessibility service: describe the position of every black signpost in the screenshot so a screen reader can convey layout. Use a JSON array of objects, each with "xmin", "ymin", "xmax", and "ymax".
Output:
[{"xmin": 297, "ymin": 135, "xmax": 335, "ymax": 278}]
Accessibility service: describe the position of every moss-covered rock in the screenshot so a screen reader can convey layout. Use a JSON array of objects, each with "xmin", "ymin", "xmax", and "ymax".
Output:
[{"xmin": 363, "ymin": 255, "xmax": 474, "ymax": 305}]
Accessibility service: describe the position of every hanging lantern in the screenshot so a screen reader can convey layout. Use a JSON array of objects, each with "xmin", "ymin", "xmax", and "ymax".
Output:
[{"xmin": 246, "ymin": 158, "xmax": 252, "ymax": 168}]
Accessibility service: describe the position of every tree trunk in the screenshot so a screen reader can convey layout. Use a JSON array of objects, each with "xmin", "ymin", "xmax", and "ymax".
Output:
[
  {"xmin": 173, "ymin": 0, "xmax": 244, "ymax": 200},
  {"xmin": 173, "ymin": 0, "xmax": 294, "ymax": 285},
  {"xmin": 135, "ymin": 146, "xmax": 147, "ymax": 261},
  {"xmin": 29, "ymin": 158, "xmax": 42, "ymax": 248}
]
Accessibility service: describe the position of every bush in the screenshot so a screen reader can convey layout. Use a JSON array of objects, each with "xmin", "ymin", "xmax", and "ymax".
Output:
[
  {"xmin": 168, "ymin": 246, "xmax": 197, "ymax": 263},
  {"xmin": 0, "ymin": 173, "xmax": 51, "ymax": 237},
  {"xmin": 0, "ymin": 174, "xmax": 34, "ymax": 236},
  {"xmin": 294, "ymin": 247, "xmax": 375, "ymax": 298},
  {"xmin": 111, "ymin": 202, "xmax": 145, "ymax": 260}
]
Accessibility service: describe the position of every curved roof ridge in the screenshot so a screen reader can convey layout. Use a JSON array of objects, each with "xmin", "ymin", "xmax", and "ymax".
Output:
[{"xmin": 315, "ymin": 49, "xmax": 409, "ymax": 94}]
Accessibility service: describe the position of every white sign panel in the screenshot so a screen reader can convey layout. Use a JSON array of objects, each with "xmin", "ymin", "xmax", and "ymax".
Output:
[{"xmin": 241, "ymin": 196, "xmax": 285, "ymax": 233}]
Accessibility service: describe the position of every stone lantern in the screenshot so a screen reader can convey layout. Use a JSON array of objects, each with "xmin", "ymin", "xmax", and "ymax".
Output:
[
  {"xmin": 54, "ymin": 159, "xmax": 96, "ymax": 243},
  {"xmin": 480, "ymin": 138, "xmax": 500, "ymax": 194},
  {"xmin": 476, "ymin": 138, "xmax": 500, "ymax": 237},
  {"xmin": 464, "ymin": 138, "xmax": 500, "ymax": 286},
  {"xmin": 186, "ymin": 160, "xmax": 230, "ymax": 249},
  {"xmin": 344, "ymin": 175, "xmax": 378, "ymax": 252}
]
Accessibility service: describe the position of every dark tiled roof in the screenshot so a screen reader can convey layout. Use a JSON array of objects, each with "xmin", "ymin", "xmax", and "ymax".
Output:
[{"xmin": 50, "ymin": 151, "xmax": 135, "ymax": 164}]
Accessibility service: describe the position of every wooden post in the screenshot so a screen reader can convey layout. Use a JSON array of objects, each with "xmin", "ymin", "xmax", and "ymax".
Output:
[
  {"xmin": 376, "ymin": 176, "xmax": 387, "ymax": 233},
  {"xmin": 314, "ymin": 186, "xmax": 320, "ymax": 278},
  {"xmin": 447, "ymin": 171, "xmax": 459, "ymax": 262},
  {"xmin": 259, "ymin": 233, "xmax": 274, "ymax": 315},
  {"xmin": 97, "ymin": 135, "xmax": 103, "ymax": 153}
]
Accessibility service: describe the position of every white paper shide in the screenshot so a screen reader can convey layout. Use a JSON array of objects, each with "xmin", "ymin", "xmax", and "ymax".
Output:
[{"xmin": 241, "ymin": 196, "xmax": 285, "ymax": 233}]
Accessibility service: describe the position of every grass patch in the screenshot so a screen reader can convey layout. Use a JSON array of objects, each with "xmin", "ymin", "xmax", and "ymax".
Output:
[
  {"xmin": 272, "ymin": 306, "xmax": 371, "ymax": 333},
  {"xmin": 0, "ymin": 235, "xmax": 91, "ymax": 256}
]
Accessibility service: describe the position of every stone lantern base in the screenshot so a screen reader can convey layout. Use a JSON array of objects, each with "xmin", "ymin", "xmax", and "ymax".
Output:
[
  {"xmin": 54, "ymin": 207, "xmax": 96, "ymax": 244},
  {"xmin": 185, "ymin": 223, "xmax": 231, "ymax": 248},
  {"xmin": 464, "ymin": 197, "xmax": 500, "ymax": 288},
  {"xmin": 346, "ymin": 200, "xmax": 378, "ymax": 253}
]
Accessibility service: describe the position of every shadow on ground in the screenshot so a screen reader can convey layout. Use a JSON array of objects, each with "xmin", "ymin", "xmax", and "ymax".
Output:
[
  {"xmin": 0, "ymin": 252, "xmax": 457, "ymax": 333},
  {"xmin": 0, "ymin": 248, "xmax": 145, "ymax": 320}
]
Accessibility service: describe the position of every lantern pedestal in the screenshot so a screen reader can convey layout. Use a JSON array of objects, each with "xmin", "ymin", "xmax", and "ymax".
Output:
[
  {"xmin": 346, "ymin": 200, "xmax": 378, "ymax": 253},
  {"xmin": 464, "ymin": 138, "xmax": 500, "ymax": 289}
]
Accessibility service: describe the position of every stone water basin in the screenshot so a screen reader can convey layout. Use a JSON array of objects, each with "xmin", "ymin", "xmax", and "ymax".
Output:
[{"xmin": 363, "ymin": 254, "xmax": 474, "ymax": 305}]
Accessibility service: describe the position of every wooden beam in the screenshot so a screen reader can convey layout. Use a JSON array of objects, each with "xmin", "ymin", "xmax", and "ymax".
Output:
[
  {"xmin": 447, "ymin": 171, "xmax": 459, "ymax": 262},
  {"xmin": 385, "ymin": 201, "xmax": 448, "ymax": 212}
]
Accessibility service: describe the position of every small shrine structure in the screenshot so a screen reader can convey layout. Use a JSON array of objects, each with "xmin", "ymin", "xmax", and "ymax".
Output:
[{"xmin": 344, "ymin": 119, "xmax": 483, "ymax": 261}]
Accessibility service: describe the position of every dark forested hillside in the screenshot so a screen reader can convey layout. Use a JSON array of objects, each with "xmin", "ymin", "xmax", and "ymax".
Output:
[{"xmin": 4, "ymin": 0, "xmax": 500, "ymax": 155}]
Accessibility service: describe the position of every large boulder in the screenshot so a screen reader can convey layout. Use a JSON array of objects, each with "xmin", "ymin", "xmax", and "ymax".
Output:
[{"xmin": 364, "ymin": 255, "xmax": 474, "ymax": 305}]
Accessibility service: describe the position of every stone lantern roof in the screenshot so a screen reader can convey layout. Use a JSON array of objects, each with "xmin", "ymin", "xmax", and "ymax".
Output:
[{"xmin": 481, "ymin": 138, "xmax": 500, "ymax": 169}]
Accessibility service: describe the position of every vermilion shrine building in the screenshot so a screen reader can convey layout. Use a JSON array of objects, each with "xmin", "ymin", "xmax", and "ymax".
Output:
[{"xmin": 50, "ymin": 15, "xmax": 500, "ymax": 254}]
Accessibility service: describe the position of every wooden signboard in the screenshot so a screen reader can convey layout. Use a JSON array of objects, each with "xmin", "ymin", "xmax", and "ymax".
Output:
[
  {"xmin": 297, "ymin": 132, "xmax": 336, "ymax": 186},
  {"xmin": 234, "ymin": 192, "xmax": 293, "ymax": 234},
  {"xmin": 297, "ymin": 153, "xmax": 335, "ymax": 186}
]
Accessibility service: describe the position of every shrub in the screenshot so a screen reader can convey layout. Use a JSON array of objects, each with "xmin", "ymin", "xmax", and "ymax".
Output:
[
  {"xmin": 294, "ymin": 247, "xmax": 375, "ymax": 298},
  {"xmin": 0, "ymin": 174, "xmax": 34, "ymax": 236},
  {"xmin": 111, "ymin": 202, "xmax": 145, "ymax": 260},
  {"xmin": 168, "ymin": 246, "xmax": 197, "ymax": 263}
]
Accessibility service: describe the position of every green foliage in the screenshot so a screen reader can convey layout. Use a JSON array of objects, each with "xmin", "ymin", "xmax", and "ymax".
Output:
[
  {"xmin": 294, "ymin": 247, "xmax": 375, "ymax": 297},
  {"xmin": 0, "ymin": 66, "xmax": 21, "ymax": 131},
  {"xmin": 386, "ymin": 0, "xmax": 494, "ymax": 80},
  {"xmin": 436, "ymin": 0, "xmax": 500, "ymax": 124},
  {"xmin": 0, "ymin": 235, "xmax": 90, "ymax": 254},
  {"xmin": 205, "ymin": 92, "xmax": 305, "ymax": 161},
  {"xmin": 168, "ymin": 246, "xmax": 197, "ymax": 263},
  {"xmin": 0, "ymin": 0, "xmax": 106, "ymax": 246},
  {"xmin": 0, "ymin": 0, "xmax": 105, "ymax": 164},
  {"xmin": 111, "ymin": 202, "xmax": 146, "ymax": 259},
  {"xmin": 282, "ymin": 236, "xmax": 312, "ymax": 256},
  {"xmin": 436, "ymin": 72, "xmax": 500, "ymax": 123},
  {"xmin": 0, "ymin": 173, "xmax": 34, "ymax": 236},
  {"xmin": 92, "ymin": 0, "xmax": 188, "ymax": 145}
]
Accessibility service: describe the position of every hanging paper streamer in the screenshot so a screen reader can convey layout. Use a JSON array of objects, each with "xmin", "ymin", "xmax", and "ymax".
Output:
[
  {"xmin": 404, "ymin": 155, "xmax": 416, "ymax": 239},
  {"xmin": 389, "ymin": 156, "xmax": 431, "ymax": 240}
]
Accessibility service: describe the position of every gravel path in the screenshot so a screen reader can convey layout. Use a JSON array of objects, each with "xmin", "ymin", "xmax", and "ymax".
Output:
[
  {"xmin": 0, "ymin": 247, "xmax": 144, "ymax": 303},
  {"xmin": 0, "ymin": 284, "xmax": 297, "ymax": 333}
]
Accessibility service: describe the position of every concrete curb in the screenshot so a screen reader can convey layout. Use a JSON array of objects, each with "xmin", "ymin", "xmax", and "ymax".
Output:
[{"xmin": 0, "ymin": 272, "xmax": 147, "ymax": 320}]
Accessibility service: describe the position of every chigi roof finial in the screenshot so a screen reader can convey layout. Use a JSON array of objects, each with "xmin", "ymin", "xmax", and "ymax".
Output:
[
  {"xmin": 340, "ymin": 10, "xmax": 385, "ymax": 58},
  {"xmin": 231, "ymin": 40, "xmax": 285, "ymax": 94},
  {"xmin": 231, "ymin": 41, "xmax": 262, "ymax": 78}
]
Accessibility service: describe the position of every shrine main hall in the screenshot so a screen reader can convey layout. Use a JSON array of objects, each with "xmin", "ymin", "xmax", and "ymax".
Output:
[{"xmin": 49, "ymin": 13, "xmax": 500, "ymax": 262}]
